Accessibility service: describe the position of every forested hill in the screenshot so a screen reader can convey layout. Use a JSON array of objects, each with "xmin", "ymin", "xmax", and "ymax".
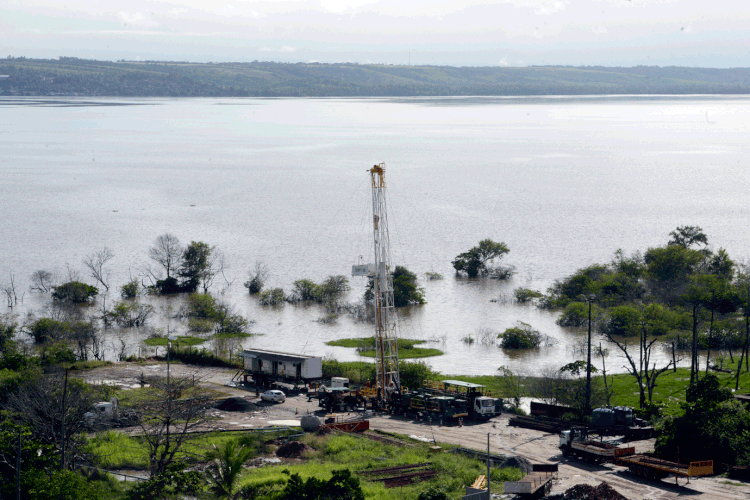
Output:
[{"xmin": 3, "ymin": 57, "xmax": 750, "ymax": 97}]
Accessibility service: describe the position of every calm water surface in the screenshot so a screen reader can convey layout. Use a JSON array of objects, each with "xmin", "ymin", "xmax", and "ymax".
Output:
[{"xmin": 2, "ymin": 95, "xmax": 750, "ymax": 375}]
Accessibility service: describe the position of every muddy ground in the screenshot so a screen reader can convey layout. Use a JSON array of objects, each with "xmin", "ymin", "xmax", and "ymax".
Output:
[{"xmin": 79, "ymin": 362, "xmax": 750, "ymax": 500}]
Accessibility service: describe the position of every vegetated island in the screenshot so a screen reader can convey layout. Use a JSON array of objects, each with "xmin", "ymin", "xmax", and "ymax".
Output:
[
  {"xmin": 326, "ymin": 337, "xmax": 443, "ymax": 359},
  {"xmin": 4, "ymin": 56, "xmax": 750, "ymax": 97}
]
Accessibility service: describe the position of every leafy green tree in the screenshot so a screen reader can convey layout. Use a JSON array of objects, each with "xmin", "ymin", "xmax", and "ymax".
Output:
[
  {"xmin": 498, "ymin": 322, "xmax": 542, "ymax": 349},
  {"xmin": 28, "ymin": 318, "xmax": 71, "ymax": 343},
  {"xmin": 599, "ymin": 305, "xmax": 642, "ymax": 337},
  {"xmin": 452, "ymin": 238, "xmax": 510, "ymax": 278},
  {"xmin": 178, "ymin": 241, "xmax": 211, "ymax": 293},
  {"xmin": 392, "ymin": 266, "xmax": 425, "ymax": 306},
  {"xmin": 277, "ymin": 469, "xmax": 364, "ymax": 500},
  {"xmin": 644, "ymin": 244, "xmax": 704, "ymax": 304},
  {"xmin": 546, "ymin": 264, "xmax": 608, "ymax": 308},
  {"xmin": 668, "ymin": 225, "xmax": 708, "ymax": 249},
  {"xmin": 292, "ymin": 279, "xmax": 318, "ymax": 301},
  {"xmin": 365, "ymin": 266, "xmax": 424, "ymax": 307},
  {"xmin": 127, "ymin": 462, "xmax": 204, "ymax": 500},
  {"xmin": 399, "ymin": 361, "xmax": 438, "ymax": 390},
  {"xmin": 556, "ymin": 302, "xmax": 592, "ymax": 327},
  {"xmin": 656, "ymin": 374, "xmax": 750, "ymax": 465},
  {"xmin": 0, "ymin": 313, "xmax": 17, "ymax": 352},
  {"xmin": 51, "ymin": 281, "xmax": 98, "ymax": 304},
  {"xmin": 204, "ymin": 440, "xmax": 254, "ymax": 498}
]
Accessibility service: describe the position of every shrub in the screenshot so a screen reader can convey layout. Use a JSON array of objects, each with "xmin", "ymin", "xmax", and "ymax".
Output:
[
  {"xmin": 120, "ymin": 279, "xmax": 140, "ymax": 299},
  {"xmin": 498, "ymin": 322, "xmax": 542, "ymax": 349},
  {"xmin": 556, "ymin": 302, "xmax": 590, "ymax": 327},
  {"xmin": 29, "ymin": 318, "xmax": 71, "ymax": 343},
  {"xmin": 52, "ymin": 281, "xmax": 98, "ymax": 304},
  {"xmin": 259, "ymin": 288, "xmax": 286, "ymax": 305},
  {"xmin": 514, "ymin": 287, "xmax": 543, "ymax": 304}
]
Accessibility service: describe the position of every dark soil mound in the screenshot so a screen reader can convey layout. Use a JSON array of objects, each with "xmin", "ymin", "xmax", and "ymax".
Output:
[
  {"xmin": 563, "ymin": 482, "xmax": 627, "ymax": 500},
  {"xmin": 214, "ymin": 397, "xmax": 257, "ymax": 412},
  {"xmin": 275, "ymin": 441, "xmax": 311, "ymax": 458}
]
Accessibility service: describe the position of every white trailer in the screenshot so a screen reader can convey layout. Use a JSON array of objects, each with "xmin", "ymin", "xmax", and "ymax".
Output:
[{"xmin": 241, "ymin": 349, "xmax": 323, "ymax": 385}]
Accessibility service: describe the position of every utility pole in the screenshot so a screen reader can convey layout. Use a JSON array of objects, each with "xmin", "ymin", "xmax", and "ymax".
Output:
[
  {"xmin": 16, "ymin": 429, "xmax": 21, "ymax": 500},
  {"xmin": 583, "ymin": 294, "xmax": 596, "ymax": 414},
  {"xmin": 486, "ymin": 433, "xmax": 491, "ymax": 498},
  {"xmin": 60, "ymin": 368, "xmax": 68, "ymax": 470}
]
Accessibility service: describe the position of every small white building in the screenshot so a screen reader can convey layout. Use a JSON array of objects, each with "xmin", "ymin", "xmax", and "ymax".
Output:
[{"xmin": 241, "ymin": 348, "xmax": 322, "ymax": 384}]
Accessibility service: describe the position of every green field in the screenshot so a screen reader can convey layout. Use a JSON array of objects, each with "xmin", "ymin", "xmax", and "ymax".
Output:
[{"xmin": 326, "ymin": 337, "xmax": 443, "ymax": 359}]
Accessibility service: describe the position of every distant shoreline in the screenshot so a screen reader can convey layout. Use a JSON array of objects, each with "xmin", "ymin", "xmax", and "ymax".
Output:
[{"xmin": 4, "ymin": 57, "xmax": 750, "ymax": 98}]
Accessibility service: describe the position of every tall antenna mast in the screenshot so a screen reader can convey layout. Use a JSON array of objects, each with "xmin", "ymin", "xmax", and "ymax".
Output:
[{"xmin": 353, "ymin": 162, "xmax": 400, "ymax": 402}]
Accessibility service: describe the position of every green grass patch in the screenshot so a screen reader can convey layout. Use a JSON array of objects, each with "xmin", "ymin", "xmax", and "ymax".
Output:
[
  {"xmin": 85, "ymin": 430, "xmax": 244, "ymax": 469},
  {"xmin": 213, "ymin": 331, "xmax": 252, "ymax": 339},
  {"xmin": 326, "ymin": 337, "xmax": 443, "ymax": 359},
  {"xmin": 237, "ymin": 433, "xmax": 522, "ymax": 500},
  {"xmin": 144, "ymin": 336, "xmax": 206, "ymax": 347}
]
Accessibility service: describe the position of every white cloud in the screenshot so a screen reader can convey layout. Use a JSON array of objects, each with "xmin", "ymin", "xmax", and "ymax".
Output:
[
  {"xmin": 592, "ymin": 25, "xmax": 608, "ymax": 34},
  {"xmin": 118, "ymin": 11, "xmax": 159, "ymax": 28},
  {"xmin": 498, "ymin": 56, "xmax": 508, "ymax": 66},
  {"xmin": 318, "ymin": 0, "xmax": 379, "ymax": 14},
  {"xmin": 259, "ymin": 46, "xmax": 297, "ymax": 52},
  {"xmin": 535, "ymin": 0, "xmax": 568, "ymax": 16}
]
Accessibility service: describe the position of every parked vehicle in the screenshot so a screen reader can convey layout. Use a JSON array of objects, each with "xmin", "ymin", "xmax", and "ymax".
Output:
[
  {"xmin": 261, "ymin": 389, "xmax": 286, "ymax": 403},
  {"xmin": 560, "ymin": 427, "xmax": 714, "ymax": 485},
  {"xmin": 84, "ymin": 397, "xmax": 140, "ymax": 428},
  {"xmin": 503, "ymin": 463, "xmax": 558, "ymax": 499}
]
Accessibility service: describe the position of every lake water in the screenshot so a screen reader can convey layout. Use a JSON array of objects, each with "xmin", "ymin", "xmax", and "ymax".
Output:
[{"xmin": 2, "ymin": 95, "xmax": 750, "ymax": 376}]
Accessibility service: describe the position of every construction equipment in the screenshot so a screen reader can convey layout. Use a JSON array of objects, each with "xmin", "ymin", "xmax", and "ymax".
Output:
[
  {"xmin": 590, "ymin": 406, "xmax": 654, "ymax": 439},
  {"xmin": 559, "ymin": 427, "xmax": 635, "ymax": 463},
  {"xmin": 84, "ymin": 397, "xmax": 140, "ymax": 429},
  {"xmin": 425, "ymin": 380, "xmax": 502, "ymax": 421},
  {"xmin": 352, "ymin": 163, "xmax": 400, "ymax": 406},
  {"xmin": 503, "ymin": 463, "xmax": 558, "ymax": 499}
]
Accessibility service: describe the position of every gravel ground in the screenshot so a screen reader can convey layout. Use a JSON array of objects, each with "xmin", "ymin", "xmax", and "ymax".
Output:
[{"xmin": 79, "ymin": 363, "xmax": 750, "ymax": 499}]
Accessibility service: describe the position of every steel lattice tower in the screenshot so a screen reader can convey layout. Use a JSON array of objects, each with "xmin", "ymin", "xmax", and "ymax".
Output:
[{"xmin": 353, "ymin": 163, "xmax": 400, "ymax": 402}]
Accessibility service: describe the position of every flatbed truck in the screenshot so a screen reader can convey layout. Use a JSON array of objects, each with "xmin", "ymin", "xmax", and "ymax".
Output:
[
  {"xmin": 616, "ymin": 454, "xmax": 713, "ymax": 484},
  {"xmin": 503, "ymin": 463, "xmax": 558, "ymax": 499},
  {"xmin": 559, "ymin": 428, "xmax": 634, "ymax": 463}
]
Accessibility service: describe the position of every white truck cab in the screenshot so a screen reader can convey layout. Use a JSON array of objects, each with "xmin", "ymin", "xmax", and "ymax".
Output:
[{"xmin": 473, "ymin": 396, "xmax": 497, "ymax": 419}]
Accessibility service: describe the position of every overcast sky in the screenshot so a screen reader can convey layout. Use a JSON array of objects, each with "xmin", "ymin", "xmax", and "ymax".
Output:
[{"xmin": 2, "ymin": 0, "xmax": 749, "ymax": 67}]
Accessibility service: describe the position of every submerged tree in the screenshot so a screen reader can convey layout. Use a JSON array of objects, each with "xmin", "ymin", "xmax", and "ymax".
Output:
[{"xmin": 452, "ymin": 239, "xmax": 510, "ymax": 278}]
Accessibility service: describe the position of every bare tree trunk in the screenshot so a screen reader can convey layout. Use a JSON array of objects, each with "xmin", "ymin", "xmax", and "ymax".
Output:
[{"xmin": 706, "ymin": 292, "xmax": 715, "ymax": 375}]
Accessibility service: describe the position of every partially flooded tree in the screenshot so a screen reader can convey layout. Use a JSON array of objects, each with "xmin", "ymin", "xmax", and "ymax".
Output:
[
  {"xmin": 82, "ymin": 246, "xmax": 114, "ymax": 292},
  {"xmin": 148, "ymin": 233, "xmax": 182, "ymax": 280},
  {"xmin": 244, "ymin": 261, "xmax": 269, "ymax": 295},
  {"xmin": 452, "ymin": 239, "xmax": 510, "ymax": 278},
  {"xmin": 30, "ymin": 269, "xmax": 56, "ymax": 293}
]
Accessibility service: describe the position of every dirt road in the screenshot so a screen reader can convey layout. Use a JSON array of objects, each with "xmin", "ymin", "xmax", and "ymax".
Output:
[{"xmin": 81, "ymin": 363, "xmax": 750, "ymax": 499}]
